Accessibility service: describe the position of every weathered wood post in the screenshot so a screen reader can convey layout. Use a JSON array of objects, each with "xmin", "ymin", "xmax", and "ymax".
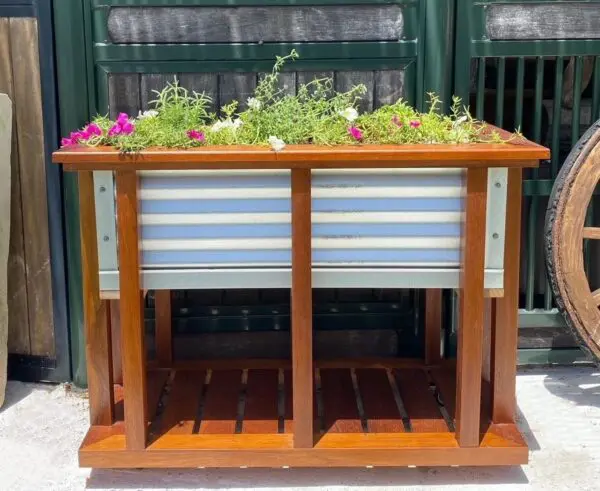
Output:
[{"xmin": 0, "ymin": 93, "xmax": 12, "ymax": 407}]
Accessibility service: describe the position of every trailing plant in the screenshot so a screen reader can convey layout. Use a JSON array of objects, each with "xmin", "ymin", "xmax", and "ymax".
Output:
[{"xmin": 61, "ymin": 50, "xmax": 507, "ymax": 152}]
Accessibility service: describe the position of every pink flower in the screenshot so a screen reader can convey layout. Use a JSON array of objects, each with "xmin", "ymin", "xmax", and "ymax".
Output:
[
  {"xmin": 86, "ymin": 123, "xmax": 102, "ymax": 136},
  {"xmin": 392, "ymin": 116, "xmax": 403, "ymax": 128},
  {"xmin": 61, "ymin": 137, "xmax": 74, "ymax": 147},
  {"xmin": 410, "ymin": 120, "xmax": 421, "ymax": 128},
  {"xmin": 108, "ymin": 124, "xmax": 122, "ymax": 137},
  {"xmin": 187, "ymin": 129, "xmax": 205, "ymax": 142},
  {"xmin": 121, "ymin": 122, "xmax": 135, "ymax": 135},
  {"xmin": 117, "ymin": 113, "xmax": 130, "ymax": 126},
  {"xmin": 70, "ymin": 131, "xmax": 88, "ymax": 142},
  {"xmin": 348, "ymin": 126, "xmax": 363, "ymax": 141}
]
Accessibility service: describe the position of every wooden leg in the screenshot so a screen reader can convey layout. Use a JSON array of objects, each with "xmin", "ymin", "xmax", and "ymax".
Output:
[
  {"xmin": 79, "ymin": 171, "xmax": 114, "ymax": 426},
  {"xmin": 425, "ymin": 289, "xmax": 442, "ymax": 365},
  {"xmin": 155, "ymin": 290, "xmax": 173, "ymax": 366},
  {"xmin": 291, "ymin": 168, "xmax": 313, "ymax": 448},
  {"xmin": 110, "ymin": 299, "xmax": 123, "ymax": 385},
  {"xmin": 115, "ymin": 170, "xmax": 147, "ymax": 450},
  {"xmin": 456, "ymin": 168, "xmax": 488, "ymax": 447},
  {"xmin": 491, "ymin": 168, "xmax": 522, "ymax": 423}
]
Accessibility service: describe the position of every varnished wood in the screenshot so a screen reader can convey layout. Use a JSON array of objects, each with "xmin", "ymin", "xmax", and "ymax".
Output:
[
  {"xmin": 79, "ymin": 171, "xmax": 114, "ymax": 426},
  {"xmin": 425, "ymin": 289, "xmax": 442, "ymax": 365},
  {"xmin": 291, "ymin": 168, "xmax": 314, "ymax": 448},
  {"xmin": 109, "ymin": 300, "xmax": 122, "ymax": 385},
  {"xmin": 456, "ymin": 168, "xmax": 488, "ymax": 447},
  {"xmin": 79, "ymin": 423, "xmax": 527, "ymax": 468},
  {"xmin": 491, "ymin": 169, "xmax": 522, "ymax": 423},
  {"xmin": 115, "ymin": 170, "xmax": 147, "ymax": 450},
  {"xmin": 154, "ymin": 290, "xmax": 172, "ymax": 366},
  {"xmin": 10, "ymin": 17, "xmax": 55, "ymax": 357}
]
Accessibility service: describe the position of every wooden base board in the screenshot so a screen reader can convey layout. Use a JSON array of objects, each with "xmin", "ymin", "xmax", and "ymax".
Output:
[
  {"xmin": 78, "ymin": 364, "xmax": 527, "ymax": 468},
  {"xmin": 80, "ymin": 424, "xmax": 527, "ymax": 468}
]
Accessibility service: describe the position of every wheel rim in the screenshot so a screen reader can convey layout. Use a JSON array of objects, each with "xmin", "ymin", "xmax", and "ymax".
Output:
[{"xmin": 548, "ymin": 124, "xmax": 600, "ymax": 362}]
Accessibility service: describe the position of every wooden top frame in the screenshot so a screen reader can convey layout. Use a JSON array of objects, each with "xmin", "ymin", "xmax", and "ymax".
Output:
[{"xmin": 53, "ymin": 126, "xmax": 549, "ymax": 171}]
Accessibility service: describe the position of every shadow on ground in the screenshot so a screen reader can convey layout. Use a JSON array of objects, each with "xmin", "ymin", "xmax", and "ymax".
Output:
[
  {"xmin": 539, "ymin": 366, "xmax": 600, "ymax": 409},
  {"xmin": 87, "ymin": 465, "xmax": 528, "ymax": 489},
  {"xmin": 0, "ymin": 380, "xmax": 51, "ymax": 413}
]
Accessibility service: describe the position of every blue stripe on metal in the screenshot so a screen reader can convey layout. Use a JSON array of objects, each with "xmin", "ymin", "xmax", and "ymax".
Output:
[
  {"xmin": 140, "ymin": 173, "xmax": 463, "ymax": 190},
  {"xmin": 140, "ymin": 222, "xmax": 462, "ymax": 239},
  {"xmin": 140, "ymin": 197, "xmax": 463, "ymax": 214},
  {"xmin": 141, "ymin": 248, "xmax": 461, "ymax": 266}
]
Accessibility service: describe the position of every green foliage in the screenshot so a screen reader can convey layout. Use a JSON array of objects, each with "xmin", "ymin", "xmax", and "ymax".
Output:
[{"xmin": 70, "ymin": 51, "xmax": 505, "ymax": 152}]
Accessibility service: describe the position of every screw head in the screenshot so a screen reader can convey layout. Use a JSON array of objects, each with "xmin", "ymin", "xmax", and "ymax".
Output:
[
  {"xmin": 103, "ymin": 235, "xmax": 110, "ymax": 242},
  {"xmin": 495, "ymin": 182, "xmax": 501, "ymax": 188},
  {"xmin": 492, "ymin": 233, "xmax": 499, "ymax": 239},
  {"xmin": 99, "ymin": 185, "xmax": 106, "ymax": 192}
]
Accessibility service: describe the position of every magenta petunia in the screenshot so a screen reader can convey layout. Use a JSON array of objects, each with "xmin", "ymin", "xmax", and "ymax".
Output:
[
  {"xmin": 348, "ymin": 126, "xmax": 363, "ymax": 141},
  {"xmin": 61, "ymin": 137, "xmax": 74, "ymax": 147},
  {"xmin": 86, "ymin": 123, "xmax": 102, "ymax": 136},
  {"xmin": 70, "ymin": 130, "xmax": 89, "ymax": 142},
  {"xmin": 392, "ymin": 115, "xmax": 403, "ymax": 128},
  {"xmin": 410, "ymin": 120, "xmax": 421, "ymax": 128},
  {"xmin": 121, "ymin": 122, "xmax": 135, "ymax": 135},
  {"xmin": 117, "ymin": 113, "xmax": 130, "ymax": 126},
  {"xmin": 187, "ymin": 129, "xmax": 205, "ymax": 142},
  {"xmin": 108, "ymin": 124, "xmax": 122, "ymax": 137}
]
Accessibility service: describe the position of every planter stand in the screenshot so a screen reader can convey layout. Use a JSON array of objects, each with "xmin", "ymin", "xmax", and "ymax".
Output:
[{"xmin": 54, "ymin": 136, "xmax": 548, "ymax": 468}]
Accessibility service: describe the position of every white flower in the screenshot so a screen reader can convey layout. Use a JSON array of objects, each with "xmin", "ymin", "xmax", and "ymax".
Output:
[
  {"xmin": 137, "ymin": 109, "xmax": 158, "ymax": 119},
  {"xmin": 339, "ymin": 107, "xmax": 358, "ymax": 122},
  {"xmin": 268, "ymin": 136, "xmax": 286, "ymax": 152},
  {"xmin": 211, "ymin": 118, "xmax": 243, "ymax": 132},
  {"xmin": 247, "ymin": 97, "xmax": 262, "ymax": 110}
]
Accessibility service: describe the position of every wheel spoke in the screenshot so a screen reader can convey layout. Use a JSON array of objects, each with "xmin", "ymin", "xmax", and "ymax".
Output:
[
  {"xmin": 583, "ymin": 227, "xmax": 600, "ymax": 239},
  {"xmin": 592, "ymin": 288, "xmax": 600, "ymax": 306}
]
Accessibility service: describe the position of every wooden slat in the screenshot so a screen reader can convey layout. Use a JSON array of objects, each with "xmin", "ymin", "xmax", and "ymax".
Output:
[
  {"xmin": 394, "ymin": 369, "xmax": 448, "ymax": 432},
  {"xmin": 79, "ymin": 171, "xmax": 114, "ymax": 426},
  {"xmin": 10, "ymin": 17, "xmax": 54, "ymax": 357},
  {"xmin": 154, "ymin": 290, "xmax": 172, "ymax": 366},
  {"xmin": 425, "ymin": 289, "xmax": 442, "ymax": 365},
  {"xmin": 355, "ymin": 369, "xmax": 404, "ymax": 433},
  {"xmin": 592, "ymin": 288, "xmax": 600, "ymax": 305},
  {"xmin": 583, "ymin": 226, "xmax": 600, "ymax": 239},
  {"xmin": 54, "ymin": 146, "xmax": 547, "ymax": 171},
  {"xmin": 291, "ymin": 168, "xmax": 314, "ymax": 448},
  {"xmin": 158, "ymin": 370, "xmax": 203, "ymax": 435},
  {"xmin": 199, "ymin": 370, "xmax": 242, "ymax": 434},
  {"xmin": 0, "ymin": 18, "xmax": 29, "ymax": 355},
  {"xmin": 79, "ymin": 423, "xmax": 528, "ymax": 468},
  {"xmin": 242, "ymin": 369, "xmax": 279, "ymax": 434},
  {"xmin": 320, "ymin": 369, "xmax": 362, "ymax": 434},
  {"xmin": 456, "ymin": 168, "xmax": 488, "ymax": 447},
  {"xmin": 491, "ymin": 169, "xmax": 522, "ymax": 423},
  {"xmin": 115, "ymin": 170, "xmax": 147, "ymax": 450}
]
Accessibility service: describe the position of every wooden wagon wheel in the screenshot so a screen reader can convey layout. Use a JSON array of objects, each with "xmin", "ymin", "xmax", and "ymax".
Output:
[{"xmin": 546, "ymin": 119, "xmax": 600, "ymax": 363}]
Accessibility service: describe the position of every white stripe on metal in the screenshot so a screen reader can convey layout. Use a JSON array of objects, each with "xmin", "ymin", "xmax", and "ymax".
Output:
[
  {"xmin": 139, "ymin": 168, "xmax": 463, "ymax": 177},
  {"xmin": 141, "ymin": 237, "xmax": 460, "ymax": 251},
  {"xmin": 140, "ymin": 211, "xmax": 464, "ymax": 225},
  {"xmin": 140, "ymin": 186, "xmax": 463, "ymax": 200}
]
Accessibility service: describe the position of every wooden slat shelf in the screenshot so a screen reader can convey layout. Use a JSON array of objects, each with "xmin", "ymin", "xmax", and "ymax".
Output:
[{"xmin": 79, "ymin": 365, "xmax": 528, "ymax": 468}]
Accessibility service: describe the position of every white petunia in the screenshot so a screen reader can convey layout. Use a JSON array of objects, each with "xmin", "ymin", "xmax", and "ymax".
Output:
[
  {"xmin": 210, "ymin": 120, "xmax": 227, "ymax": 132},
  {"xmin": 268, "ymin": 136, "xmax": 286, "ymax": 152},
  {"xmin": 211, "ymin": 118, "xmax": 243, "ymax": 132},
  {"xmin": 232, "ymin": 118, "xmax": 243, "ymax": 129},
  {"xmin": 339, "ymin": 107, "xmax": 359, "ymax": 122},
  {"xmin": 453, "ymin": 115, "xmax": 468, "ymax": 128},
  {"xmin": 137, "ymin": 110, "xmax": 158, "ymax": 119},
  {"xmin": 247, "ymin": 97, "xmax": 262, "ymax": 110}
]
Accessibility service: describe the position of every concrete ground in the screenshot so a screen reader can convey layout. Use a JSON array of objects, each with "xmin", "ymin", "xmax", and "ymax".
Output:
[{"xmin": 0, "ymin": 366, "xmax": 599, "ymax": 491}]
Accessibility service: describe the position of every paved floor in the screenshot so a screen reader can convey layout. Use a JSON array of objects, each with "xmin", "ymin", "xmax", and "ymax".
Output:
[{"xmin": 0, "ymin": 366, "xmax": 599, "ymax": 491}]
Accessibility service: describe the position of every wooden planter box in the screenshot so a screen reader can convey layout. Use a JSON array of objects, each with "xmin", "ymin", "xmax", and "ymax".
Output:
[{"xmin": 53, "ymin": 133, "xmax": 548, "ymax": 469}]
